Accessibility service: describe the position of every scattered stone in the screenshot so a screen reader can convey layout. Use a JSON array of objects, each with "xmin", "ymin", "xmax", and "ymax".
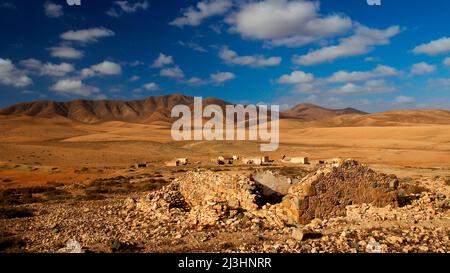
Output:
[{"xmin": 291, "ymin": 228, "xmax": 322, "ymax": 241}]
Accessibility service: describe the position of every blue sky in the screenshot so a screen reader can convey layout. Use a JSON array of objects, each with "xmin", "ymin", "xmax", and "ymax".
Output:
[{"xmin": 0, "ymin": 0, "xmax": 449, "ymax": 112}]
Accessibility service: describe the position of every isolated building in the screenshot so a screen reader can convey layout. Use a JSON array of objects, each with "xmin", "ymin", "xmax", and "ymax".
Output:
[
  {"xmin": 282, "ymin": 156, "xmax": 309, "ymax": 164},
  {"xmin": 242, "ymin": 156, "xmax": 270, "ymax": 165},
  {"xmin": 217, "ymin": 155, "xmax": 240, "ymax": 165},
  {"xmin": 134, "ymin": 163, "xmax": 148, "ymax": 168},
  {"xmin": 165, "ymin": 158, "xmax": 188, "ymax": 167}
]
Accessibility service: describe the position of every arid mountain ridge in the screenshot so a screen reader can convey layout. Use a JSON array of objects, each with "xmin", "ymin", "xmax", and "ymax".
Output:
[{"xmin": 0, "ymin": 93, "xmax": 449, "ymax": 125}]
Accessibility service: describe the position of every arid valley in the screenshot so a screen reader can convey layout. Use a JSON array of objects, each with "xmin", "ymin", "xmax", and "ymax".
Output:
[{"xmin": 0, "ymin": 94, "xmax": 449, "ymax": 253}]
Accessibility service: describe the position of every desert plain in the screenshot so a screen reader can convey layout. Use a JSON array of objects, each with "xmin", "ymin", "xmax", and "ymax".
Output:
[{"xmin": 0, "ymin": 94, "xmax": 449, "ymax": 253}]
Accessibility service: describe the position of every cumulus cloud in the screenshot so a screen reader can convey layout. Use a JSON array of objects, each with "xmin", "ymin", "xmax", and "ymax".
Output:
[
  {"xmin": 178, "ymin": 41, "xmax": 208, "ymax": 52},
  {"xmin": 160, "ymin": 66, "xmax": 184, "ymax": 79},
  {"xmin": 51, "ymin": 79, "xmax": 99, "ymax": 97},
  {"xmin": 219, "ymin": 46, "xmax": 281, "ymax": 67},
  {"xmin": 186, "ymin": 77, "xmax": 206, "ymax": 86},
  {"xmin": 410, "ymin": 62, "xmax": 436, "ymax": 75},
  {"xmin": 393, "ymin": 96, "xmax": 415, "ymax": 104},
  {"xmin": 413, "ymin": 37, "xmax": 450, "ymax": 55},
  {"xmin": 151, "ymin": 53, "xmax": 173, "ymax": 68},
  {"xmin": 277, "ymin": 64, "xmax": 400, "ymax": 95},
  {"xmin": 20, "ymin": 59, "xmax": 74, "ymax": 77},
  {"xmin": 44, "ymin": 1, "xmax": 63, "ymax": 18},
  {"xmin": 48, "ymin": 46, "xmax": 84, "ymax": 59},
  {"xmin": 444, "ymin": 57, "xmax": 450, "ymax": 66},
  {"xmin": 170, "ymin": 0, "xmax": 232, "ymax": 27},
  {"xmin": 329, "ymin": 79, "xmax": 395, "ymax": 94},
  {"xmin": 81, "ymin": 61, "xmax": 122, "ymax": 78},
  {"xmin": 364, "ymin": 56, "xmax": 379, "ymax": 62},
  {"xmin": 278, "ymin": 71, "xmax": 314, "ymax": 84},
  {"xmin": 327, "ymin": 65, "xmax": 400, "ymax": 83},
  {"xmin": 427, "ymin": 78, "xmax": 450, "ymax": 90},
  {"xmin": 129, "ymin": 75, "xmax": 140, "ymax": 82},
  {"xmin": 293, "ymin": 25, "xmax": 400, "ymax": 66},
  {"xmin": 0, "ymin": 58, "xmax": 33, "ymax": 88},
  {"xmin": 210, "ymin": 71, "xmax": 235, "ymax": 84},
  {"xmin": 61, "ymin": 27, "xmax": 115, "ymax": 43},
  {"xmin": 142, "ymin": 82, "xmax": 159, "ymax": 91},
  {"xmin": 226, "ymin": 0, "xmax": 352, "ymax": 47},
  {"xmin": 106, "ymin": 1, "xmax": 149, "ymax": 18}
]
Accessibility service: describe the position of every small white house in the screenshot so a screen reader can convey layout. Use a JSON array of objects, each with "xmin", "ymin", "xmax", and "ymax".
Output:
[{"xmin": 282, "ymin": 156, "xmax": 309, "ymax": 164}]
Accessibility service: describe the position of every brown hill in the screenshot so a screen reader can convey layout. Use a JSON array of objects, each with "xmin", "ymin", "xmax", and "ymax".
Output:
[
  {"xmin": 0, "ymin": 94, "xmax": 232, "ymax": 124},
  {"xmin": 281, "ymin": 103, "xmax": 367, "ymax": 121},
  {"xmin": 3, "ymin": 94, "xmax": 447, "ymax": 126},
  {"xmin": 315, "ymin": 109, "xmax": 450, "ymax": 127},
  {"xmin": 0, "ymin": 94, "xmax": 367, "ymax": 124}
]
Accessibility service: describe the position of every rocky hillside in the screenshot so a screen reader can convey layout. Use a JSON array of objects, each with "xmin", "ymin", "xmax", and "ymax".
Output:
[{"xmin": 0, "ymin": 94, "xmax": 366, "ymax": 124}]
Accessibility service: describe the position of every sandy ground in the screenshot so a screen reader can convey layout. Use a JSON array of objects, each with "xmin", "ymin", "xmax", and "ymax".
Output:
[
  {"xmin": 0, "ymin": 115, "xmax": 449, "ymax": 253},
  {"xmin": 0, "ymin": 116, "xmax": 449, "ymax": 188}
]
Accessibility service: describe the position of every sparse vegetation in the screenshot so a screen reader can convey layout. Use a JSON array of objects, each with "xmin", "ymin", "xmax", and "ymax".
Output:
[
  {"xmin": 0, "ymin": 175, "xmax": 169, "ymax": 206},
  {"xmin": 0, "ymin": 207, "xmax": 34, "ymax": 219},
  {"xmin": 84, "ymin": 177, "xmax": 169, "ymax": 195},
  {"xmin": 108, "ymin": 239, "xmax": 122, "ymax": 252},
  {"xmin": 0, "ymin": 235, "xmax": 25, "ymax": 253},
  {"xmin": 400, "ymin": 183, "xmax": 429, "ymax": 195},
  {"xmin": 445, "ymin": 177, "xmax": 450, "ymax": 186}
]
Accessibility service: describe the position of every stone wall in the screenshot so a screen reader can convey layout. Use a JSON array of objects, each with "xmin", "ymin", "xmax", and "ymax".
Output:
[{"xmin": 278, "ymin": 159, "xmax": 399, "ymax": 224}]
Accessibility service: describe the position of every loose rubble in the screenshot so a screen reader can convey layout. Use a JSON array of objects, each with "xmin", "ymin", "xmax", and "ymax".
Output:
[{"xmin": 0, "ymin": 159, "xmax": 448, "ymax": 253}]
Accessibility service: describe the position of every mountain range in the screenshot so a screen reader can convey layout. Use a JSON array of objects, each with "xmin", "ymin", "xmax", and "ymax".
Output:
[{"xmin": 1, "ymin": 93, "xmax": 449, "ymax": 125}]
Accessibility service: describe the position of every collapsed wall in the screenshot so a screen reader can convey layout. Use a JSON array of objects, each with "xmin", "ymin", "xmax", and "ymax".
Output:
[
  {"xmin": 278, "ymin": 159, "xmax": 399, "ymax": 224},
  {"xmin": 136, "ymin": 159, "xmax": 400, "ymax": 227}
]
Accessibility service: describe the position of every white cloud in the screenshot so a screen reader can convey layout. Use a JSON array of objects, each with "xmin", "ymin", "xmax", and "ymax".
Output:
[
  {"xmin": 210, "ymin": 71, "xmax": 235, "ymax": 84},
  {"xmin": 413, "ymin": 37, "xmax": 450, "ymax": 56},
  {"xmin": 107, "ymin": 1, "xmax": 149, "ymax": 18},
  {"xmin": 170, "ymin": 0, "xmax": 232, "ymax": 27},
  {"xmin": 142, "ymin": 82, "xmax": 159, "ymax": 91},
  {"xmin": 226, "ymin": 0, "xmax": 352, "ymax": 47},
  {"xmin": 178, "ymin": 41, "xmax": 208, "ymax": 52},
  {"xmin": 44, "ymin": 1, "xmax": 63, "ymax": 18},
  {"xmin": 128, "ymin": 60, "xmax": 144, "ymax": 67},
  {"xmin": 393, "ymin": 96, "xmax": 415, "ymax": 104},
  {"xmin": 327, "ymin": 64, "xmax": 400, "ymax": 83},
  {"xmin": 329, "ymin": 79, "xmax": 394, "ymax": 95},
  {"xmin": 152, "ymin": 53, "xmax": 173, "ymax": 68},
  {"xmin": 51, "ymin": 79, "xmax": 99, "ymax": 97},
  {"xmin": 278, "ymin": 71, "xmax": 314, "ymax": 84},
  {"xmin": 0, "ymin": 58, "xmax": 33, "ymax": 88},
  {"xmin": 20, "ymin": 59, "xmax": 74, "ymax": 77},
  {"xmin": 129, "ymin": 75, "xmax": 140, "ymax": 82},
  {"xmin": 186, "ymin": 77, "xmax": 206, "ymax": 86},
  {"xmin": 293, "ymin": 25, "xmax": 400, "ymax": 66},
  {"xmin": 219, "ymin": 46, "xmax": 281, "ymax": 67},
  {"xmin": 444, "ymin": 57, "xmax": 450, "ymax": 66},
  {"xmin": 278, "ymin": 64, "xmax": 400, "ymax": 95},
  {"xmin": 81, "ymin": 61, "xmax": 122, "ymax": 78},
  {"xmin": 160, "ymin": 66, "xmax": 184, "ymax": 79},
  {"xmin": 291, "ymin": 83, "xmax": 317, "ymax": 94},
  {"xmin": 364, "ymin": 56, "xmax": 379, "ymax": 62},
  {"xmin": 61, "ymin": 27, "xmax": 115, "ymax": 43},
  {"xmin": 48, "ymin": 46, "xmax": 84, "ymax": 59},
  {"xmin": 410, "ymin": 62, "xmax": 436, "ymax": 75},
  {"xmin": 428, "ymin": 78, "xmax": 450, "ymax": 90}
]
